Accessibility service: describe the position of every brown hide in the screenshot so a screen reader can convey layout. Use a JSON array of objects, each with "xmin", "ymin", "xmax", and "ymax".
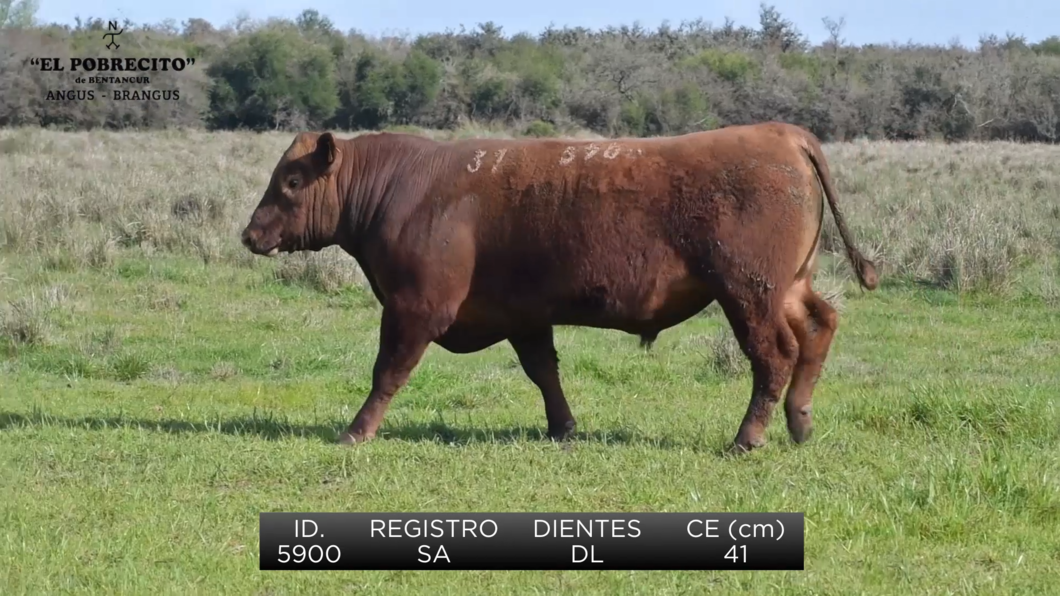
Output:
[{"xmin": 241, "ymin": 121, "xmax": 878, "ymax": 453}]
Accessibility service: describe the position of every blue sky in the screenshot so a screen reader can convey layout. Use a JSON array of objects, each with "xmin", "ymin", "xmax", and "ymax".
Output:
[{"xmin": 34, "ymin": 0, "xmax": 1057, "ymax": 47}]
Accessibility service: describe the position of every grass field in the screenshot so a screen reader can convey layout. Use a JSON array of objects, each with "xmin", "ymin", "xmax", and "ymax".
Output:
[{"xmin": 1, "ymin": 127, "xmax": 1059, "ymax": 594}]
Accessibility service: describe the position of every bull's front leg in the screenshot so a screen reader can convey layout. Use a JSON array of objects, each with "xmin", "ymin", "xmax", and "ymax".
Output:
[{"xmin": 339, "ymin": 301, "xmax": 455, "ymax": 444}]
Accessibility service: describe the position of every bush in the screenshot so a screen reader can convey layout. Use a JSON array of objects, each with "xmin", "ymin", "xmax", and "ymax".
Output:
[
  {"xmin": 1, "ymin": 4, "xmax": 1060, "ymax": 142},
  {"xmin": 523, "ymin": 120, "xmax": 557, "ymax": 137},
  {"xmin": 206, "ymin": 26, "xmax": 339, "ymax": 130}
]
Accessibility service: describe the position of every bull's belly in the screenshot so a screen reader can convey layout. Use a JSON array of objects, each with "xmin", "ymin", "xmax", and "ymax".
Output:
[
  {"xmin": 549, "ymin": 276, "xmax": 716, "ymax": 334},
  {"xmin": 432, "ymin": 324, "xmax": 509, "ymax": 354},
  {"xmin": 437, "ymin": 273, "xmax": 715, "ymax": 353}
]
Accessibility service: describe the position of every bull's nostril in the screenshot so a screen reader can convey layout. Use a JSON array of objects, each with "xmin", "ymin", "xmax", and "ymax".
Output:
[{"xmin": 241, "ymin": 230, "xmax": 253, "ymax": 248}]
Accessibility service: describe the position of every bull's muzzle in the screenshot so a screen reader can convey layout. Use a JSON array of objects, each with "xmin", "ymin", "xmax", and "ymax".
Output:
[{"xmin": 240, "ymin": 226, "xmax": 279, "ymax": 257}]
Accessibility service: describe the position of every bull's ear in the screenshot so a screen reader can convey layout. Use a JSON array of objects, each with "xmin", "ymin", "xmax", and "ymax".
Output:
[{"xmin": 314, "ymin": 132, "xmax": 341, "ymax": 176}]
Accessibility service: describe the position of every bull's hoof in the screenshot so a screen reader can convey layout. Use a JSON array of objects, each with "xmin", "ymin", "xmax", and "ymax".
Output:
[
  {"xmin": 787, "ymin": 423, "xmax": 813, "ymax": 445},
  {"xmin": 786, "ymin": 406, "xmax": 813, "ymax": 444},
  {"xmin": 338, "ymin": 431, "xmax": 374, "ymax": 445},
  {"xmin": 727, "ymin": 435, "xmax": 766, "ymax": 456},
  {"xmin": 547, "ymin": 420, "xmax": 577, "ymax": 442}
]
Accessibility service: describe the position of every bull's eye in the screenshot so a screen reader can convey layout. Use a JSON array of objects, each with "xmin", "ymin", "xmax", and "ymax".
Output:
[{"xmin": 287, "ymin": 177, "xmax": 300, "ymax": 190}]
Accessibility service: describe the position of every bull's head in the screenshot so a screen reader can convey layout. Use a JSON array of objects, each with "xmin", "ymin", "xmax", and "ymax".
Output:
[{"xmin": 241, "ymin": 131, "xmax": 344, "ymax": 256}]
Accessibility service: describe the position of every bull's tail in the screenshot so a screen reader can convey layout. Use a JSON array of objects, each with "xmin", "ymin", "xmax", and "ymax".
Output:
[{"xmin": 799, "ymin": 131, "xmax": 879, "ymax": 291}]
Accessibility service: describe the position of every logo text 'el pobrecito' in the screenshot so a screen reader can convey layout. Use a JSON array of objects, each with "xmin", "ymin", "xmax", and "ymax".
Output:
[{"xmin": 27, "ymin": 20, "xmax": 195, "ymax": 102}]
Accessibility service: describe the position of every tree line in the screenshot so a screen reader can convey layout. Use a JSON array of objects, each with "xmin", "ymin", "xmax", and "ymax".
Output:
[{"xmin": 2, "ymin": 2, "xmax": 1059, "ymax": 142}]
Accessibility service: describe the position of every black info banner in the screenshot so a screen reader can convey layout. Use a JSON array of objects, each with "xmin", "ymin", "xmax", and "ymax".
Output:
[{"xmin": 259, "ymin": 512, "xmax": 804, "ymax": 570}]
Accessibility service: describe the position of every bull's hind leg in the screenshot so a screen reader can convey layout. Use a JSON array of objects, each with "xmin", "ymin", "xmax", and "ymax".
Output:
[
  {"xmin": 509, "ymin": 327, "xmax": 576, "ymax": 440},
  {"xmin": 718, "ymin": 291, "xmax": 800, "ymax": 453},
  {"xmin": 782, "ymin": 278, "xmax": 839, "ymax": 444}
]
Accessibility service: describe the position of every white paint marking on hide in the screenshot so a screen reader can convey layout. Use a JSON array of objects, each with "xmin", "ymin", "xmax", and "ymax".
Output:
[
  {"xmin": 603, "ymin": 143, "xmax": 622, "ymax": 159},
  {"xmin": 584, "ymin": 143, "xmax": 600, "ymax": 161},
  {"xmin": 491, "ymin": 148, "xmax": 508, "ymax": 173},
  {"xmin": 467, "ymin": 149, "xmax": 487, "ymax": 173},
  {"xmin": 559, "ymin": 146, "xmax": 576, "ymax": 166}
]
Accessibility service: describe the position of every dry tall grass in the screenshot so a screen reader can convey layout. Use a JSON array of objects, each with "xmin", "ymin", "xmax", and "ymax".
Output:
[
  {"xmin": 1, "ymin": 126, "xmax": 1058, "ymax": 304},
  {"xmin": 823, "ymin": 139, "xmax": 1060, "ymax": 295}
]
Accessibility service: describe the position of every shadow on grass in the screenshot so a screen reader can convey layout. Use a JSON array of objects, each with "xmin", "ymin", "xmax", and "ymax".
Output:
[
  {"xmin": 0, "ymin": 410, "xmax": 732, "ymax": 454},
  {"xmin": 378, "ymin": 422, "xmax": 728, "ymax": 454},
  {"xmin": 0, "ymin": 410, "xmax": 339, "ymax": 443}
]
